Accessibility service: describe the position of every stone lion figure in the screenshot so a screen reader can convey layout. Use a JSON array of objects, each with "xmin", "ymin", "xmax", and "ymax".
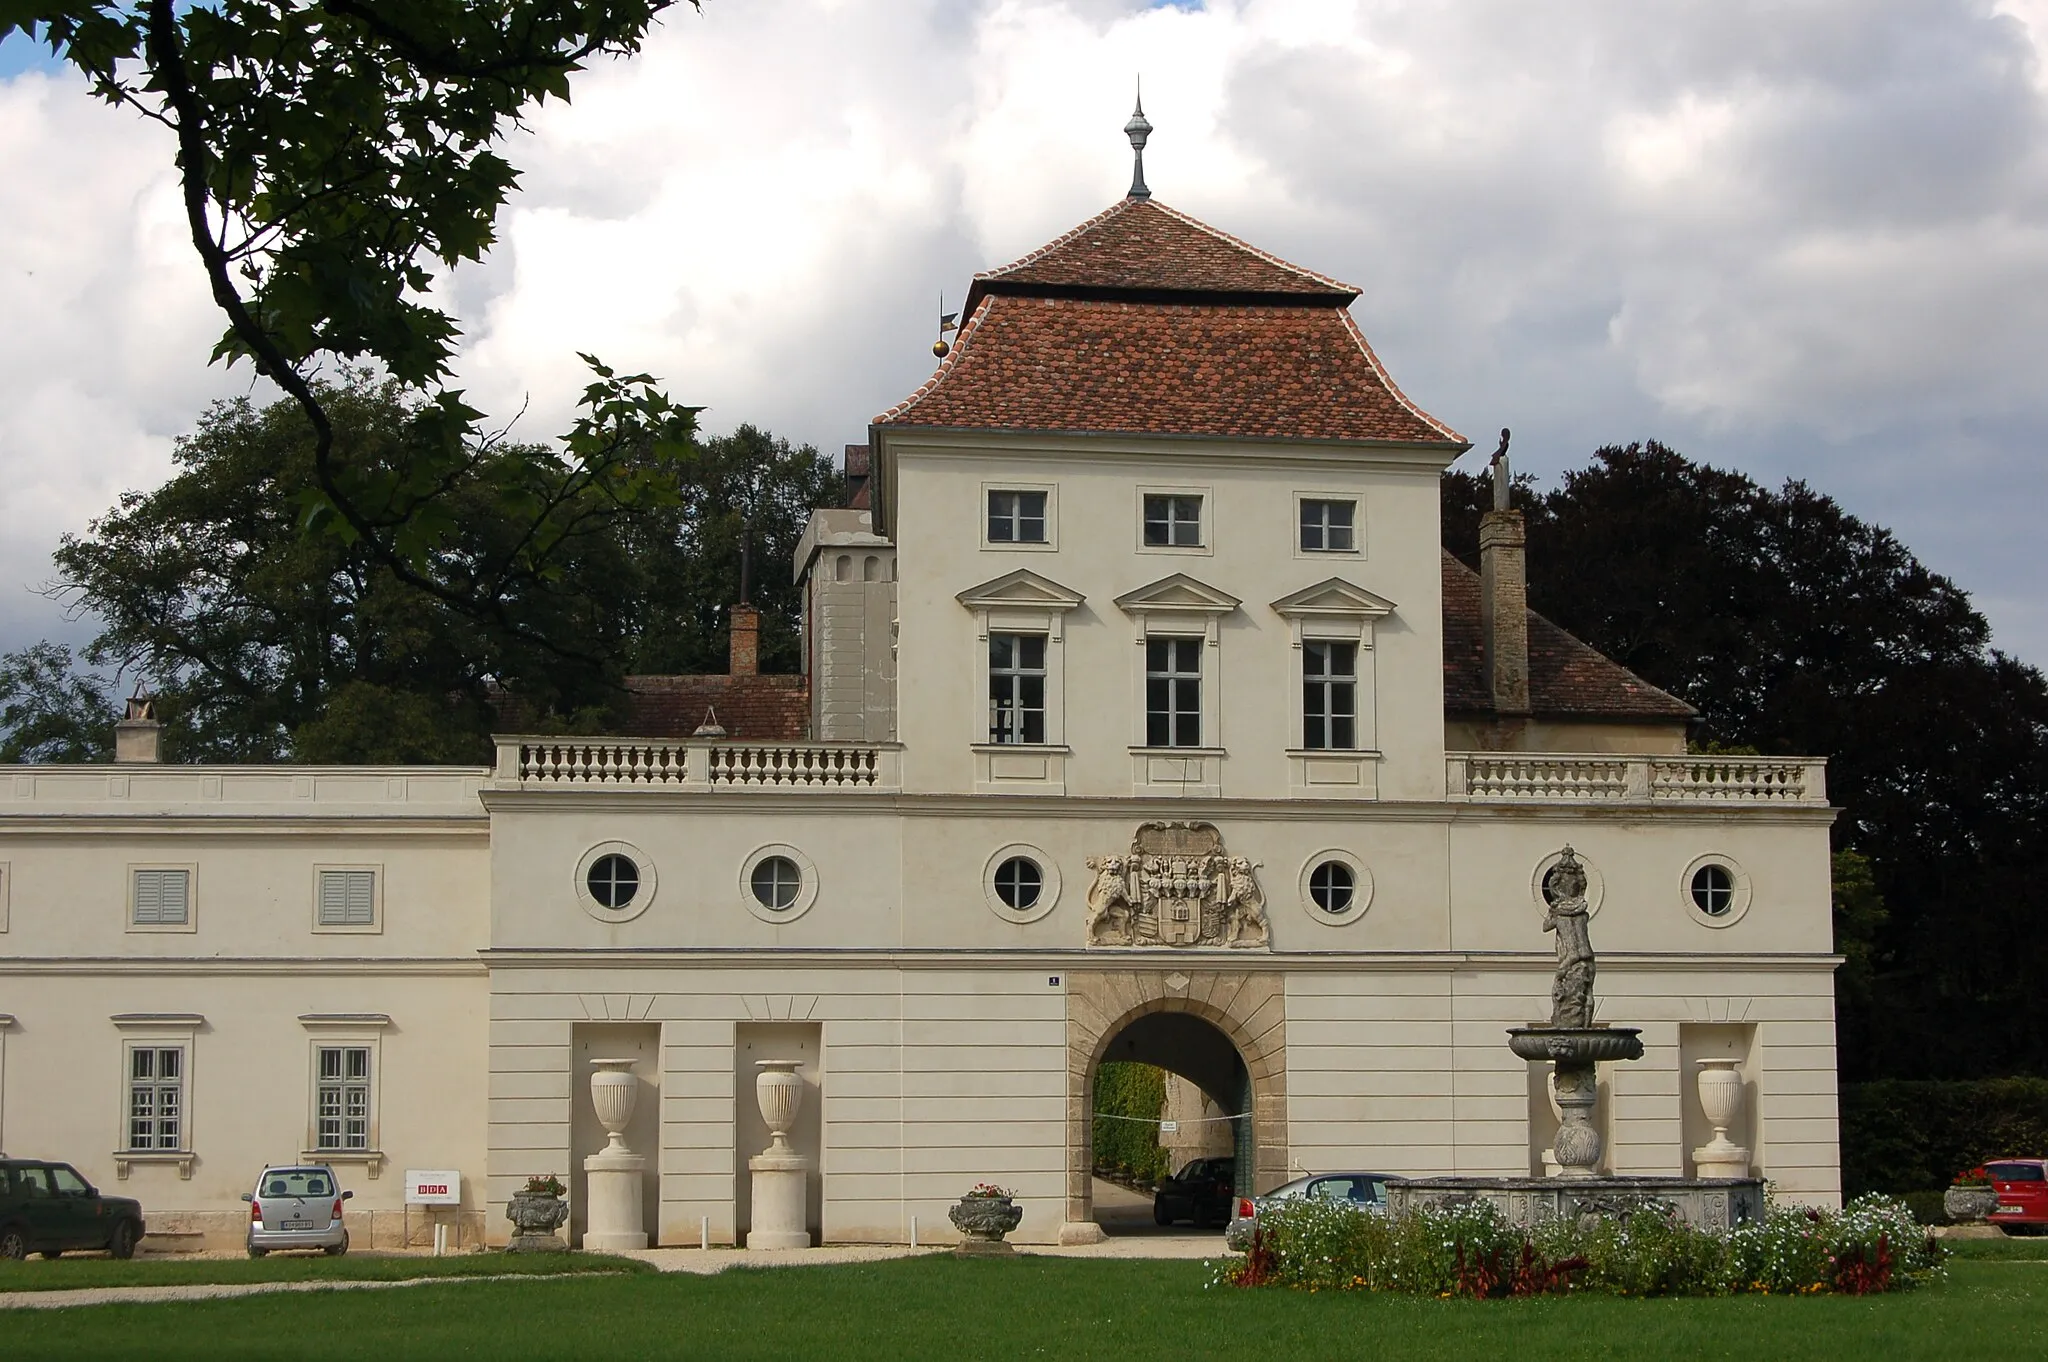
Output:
[
  {"xmin": 1083, "ymin": 855, "xmax": 1133, "ymax": 945},
  {"xmin": 1222, "ymin": 856, "xmax": 1268, "ymax": 948}
]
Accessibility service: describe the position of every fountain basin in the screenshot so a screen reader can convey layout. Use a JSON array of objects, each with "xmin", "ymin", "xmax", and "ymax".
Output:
[
  {"xmin": 1387, "ymin": 1175, "xmax": 1764, "ymax": 1232},
  {"xmin": 1507, "ymin": 1026, "xmax": 1645, "ymax": 1064}
]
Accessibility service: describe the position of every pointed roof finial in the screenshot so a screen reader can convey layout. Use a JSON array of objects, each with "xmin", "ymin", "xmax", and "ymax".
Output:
[{"xmin": 1124, "ymin": 78, "xmax": 1152, "ymax": 200}]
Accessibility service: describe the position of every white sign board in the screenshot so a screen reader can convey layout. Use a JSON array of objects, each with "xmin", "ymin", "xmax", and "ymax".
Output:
[
  {"xmin": 1158, "ymin": 1120, "xmax": 1180, "ymax": 1135},
  {"xmin": 404, "ymin": 1169, "xmax": 461, "ymax": 1205}
]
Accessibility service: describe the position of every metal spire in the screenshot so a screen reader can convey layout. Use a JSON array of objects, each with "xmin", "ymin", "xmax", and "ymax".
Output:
[{"xmin": 1124, "ymin": 80, "xmax": 1152, "ymax": 200}]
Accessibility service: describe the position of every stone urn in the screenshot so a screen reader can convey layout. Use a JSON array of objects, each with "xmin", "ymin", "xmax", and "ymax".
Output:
[
  {"xmin": 1945, "ymin": 1185, "xmax": 2000, "ymax": 1222},
  {"xmin": 583, "ymin": 1058, "xmax": 648, "ymax": 1251},
  {"xmin": 950, "ymin": 1194, "xmax": 1024, "ymax": 1255},
  {"xmin": 1691, "ymin": 1059, "xmax": 1752, "ymax": 1178},
  {"xmin": 746, "ymin": 1060, "xmax": 811, "ymax": 1250},
  {"xmin": 506, "ymin": 1189, "xmax": 569, "ymax": 1252}
]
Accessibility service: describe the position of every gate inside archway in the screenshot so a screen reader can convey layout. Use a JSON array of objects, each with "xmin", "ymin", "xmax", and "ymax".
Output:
[{"xmin": 1064, "ymin": 971, "xmax": 1287, "ymax": 1241}]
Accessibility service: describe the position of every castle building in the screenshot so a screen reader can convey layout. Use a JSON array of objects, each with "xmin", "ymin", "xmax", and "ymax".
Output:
[{"xmin": 0, "ymin": 161, "xmax": 1841, "ymax": 1250}]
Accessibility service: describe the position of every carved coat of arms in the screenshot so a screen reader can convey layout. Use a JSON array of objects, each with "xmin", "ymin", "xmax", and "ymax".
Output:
[{"xmin": 1084, "ymin": 822, "xmax": 1268, "ymax": 949}]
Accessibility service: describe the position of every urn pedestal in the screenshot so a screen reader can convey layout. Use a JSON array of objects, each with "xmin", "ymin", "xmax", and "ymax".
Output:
[
  {"xmin": 1690, "ymin": 1058, "xmax": 1753, "ymax": 1180},
  {"xmin": 747, "ymin": 1059, "xmax": 811, "ymax": 1250},
  {"xmin": 582, "ymin": 1058, "xmax": 648, "ymax": 1250}
]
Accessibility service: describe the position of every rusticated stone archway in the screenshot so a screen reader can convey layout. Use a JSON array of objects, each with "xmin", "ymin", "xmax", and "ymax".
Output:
[{"xmin": 1063, "ymin": 970, "xmax": 1286, "ymax": 1239}]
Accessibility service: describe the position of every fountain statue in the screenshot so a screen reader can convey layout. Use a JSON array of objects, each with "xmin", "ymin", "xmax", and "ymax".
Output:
[{"xmin": 1381, "ymin": 845, "xmax": 1765, "ymax": 1230}]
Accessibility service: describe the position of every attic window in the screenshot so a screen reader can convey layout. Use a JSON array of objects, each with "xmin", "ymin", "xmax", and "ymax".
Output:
[
  {"xmin": 1143, "ymin": 494, "xmax": 1203, "ymax": 548},
  {"xmin": 987, "ymin": 490, "xmax": 1048, "ymax": 544}
]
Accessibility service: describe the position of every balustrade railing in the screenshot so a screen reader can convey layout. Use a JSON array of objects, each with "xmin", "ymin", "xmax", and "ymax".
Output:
[
  {"xmin": 1446, "ymin": 752, "xmax": 1827, "ymax": 806},
  {"xmin": 497, "ymin": 738, "xmax": 899, "ymax": 791}
]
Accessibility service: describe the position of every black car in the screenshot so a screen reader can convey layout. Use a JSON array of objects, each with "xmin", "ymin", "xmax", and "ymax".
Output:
[
  {"xmin": 0, "ymin": 1159, "xmax": 146, "ymax": 1259},
  {"xmin": 1153, "ymin": 1156, "xmax": 1236, "ymax": 1228}
]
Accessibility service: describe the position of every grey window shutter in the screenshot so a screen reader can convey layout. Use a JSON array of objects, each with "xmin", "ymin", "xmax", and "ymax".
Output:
[
  {"xmin": 134, "ymin": 869, "xmax": 188, "ymax": 925},
  {"xmin": 319, "ymin": 870, "xmax": 375, "ymax": 926}
]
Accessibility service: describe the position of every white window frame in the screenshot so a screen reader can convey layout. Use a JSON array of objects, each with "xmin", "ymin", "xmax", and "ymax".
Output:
[
  {"xmin": 1301, "ymin": 638, "xmax": 1361, "ymax": 751},
  {"xmin": 111, "ymin": 1013, "xmax": 202, "ymax": 1179},
  {"xmin": 1293, "ymin": 492, "xmax": 1364, "ymax": 558},
  {"xmin": 739, "ymin": 843, "xmax": 820, "ymax": 925},
  {"xmin": 299, "ymin": 1014, "xmax": 389, "ymax": 1175},
  {"xmin": 987, "ymin": 631, "xmax": 1050, "ymax": 746},
  {"xmin": 313, "ymin": 864, "xmax": 382, "ymax": 934},
  {"xmin": 127, "ymin": 864, "xmax": 197, "ymax": 934},
  {"xmin": 981, "ymin": 482, "xmax": 1057, "ymax": 551},
  {"xmin": 1681, "ymin": 854, "xmax": 1754, "ymax": 929},
  {"xmin": 1136, "ymin": 484, "xmax": 1212, "ymax": 555},
  {"xmin": 1143, "ymin": 633, "xmax": 1206, "ymax": 749}
]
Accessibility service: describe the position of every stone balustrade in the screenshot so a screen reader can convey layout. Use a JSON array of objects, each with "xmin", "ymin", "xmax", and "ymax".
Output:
[
  {"xmin": 496, "ymin": 738, "xmax": 902, "ymax": 791},
  {"xmin": 1446, "ymin": 753, "xmax": 1828, "ymax": 806}
]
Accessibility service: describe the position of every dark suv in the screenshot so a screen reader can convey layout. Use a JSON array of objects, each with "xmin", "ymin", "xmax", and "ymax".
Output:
[
  {"xmin": 1153, "ymin": 1156, "xmax": 1237, "ymax": 1228},
  {"xmin": 0, "ymin": 1159, "xmax": 146, "ymax": 1259}
]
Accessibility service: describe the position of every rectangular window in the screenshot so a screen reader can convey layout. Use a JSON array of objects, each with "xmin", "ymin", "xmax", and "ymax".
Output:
[
  {"xmin": 1142, "ymin": 494, "xmax": 1204, "ymax": 547},
  {"xmin": 986, "ymin": 490, "xmax": 1048, "ymax": 544},
  {"xmin": 988, "ymin": 633, "xmax": 1048, "ymax": 745},
  {"xmin": 316, "ymin": 1046, "xmax": 371, "ymax": 1151},
  {"xmin": 317, "ymin": 869, "xmax": 377, "ymax": 927},
  {"xmin": 131, "ymin": 869, "xmax": 190, "ymax": 926},
  {"xmin": 1145, "ymin": 637, "xmax": 1203, "ymax": 747},
  {"xmin": 1299, "ymin": 498, "xmax": 1356, "ymax": 552},
  {"xmin": 1303, "ymin": 641, "xmax": 1358, "ymax": 749},
  {"xmin": 127, "ymin": 1046, "xmax": 185, "ymax": 1151}
]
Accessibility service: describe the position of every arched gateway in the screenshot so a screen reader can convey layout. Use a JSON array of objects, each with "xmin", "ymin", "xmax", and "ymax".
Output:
[{"xmin": 1064, "ymin": 970, "xmax": 1287, "ymax": 1238}]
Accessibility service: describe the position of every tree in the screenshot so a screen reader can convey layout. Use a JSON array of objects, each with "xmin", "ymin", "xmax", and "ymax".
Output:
[
  {"xmin": 6, "ymin": 3, "xmax": 702, "ymax": 657},
  {"xmin": 13, "ymin": 375, "xmax": 836, "ymax": 763},
  {"xmin": 1444, "ymin": 444, "xmax": 2048, "ymax": 1080},
  {"xmin": 0, "ymin": 643, "xmax": 113, "ymax": 762}
]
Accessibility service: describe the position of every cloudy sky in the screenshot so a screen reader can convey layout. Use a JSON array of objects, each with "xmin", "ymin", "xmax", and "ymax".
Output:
[{"xmin": 2, "ymin": 0, "xmax": 2045, "ymax": 667}]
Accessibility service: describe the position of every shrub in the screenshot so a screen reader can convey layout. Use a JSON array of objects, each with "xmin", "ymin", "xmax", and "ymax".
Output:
[
  {"xmin": 1841, "ymin": 1079, "xmax": 2048, "ymax": 1196},
  {"xmin": 1092, "ymin": 1062, "xmax": 1170, "ymax": 1183},
  {"xmin": 1220, "ymin": 1194, "xmax": 1940, "ymax": 1298}
]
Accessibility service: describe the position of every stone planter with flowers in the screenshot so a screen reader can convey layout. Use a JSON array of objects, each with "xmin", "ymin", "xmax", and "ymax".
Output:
[
  {"xmin": 950, "ymin": 1183, "xmax": 1023, "ymax": 1255},
  {"xmin": 507, "ymin": 1173, "xmax": 570, "ymax": 1251},
  {"xmin": 1944, "ymin": 1167, "xmax": 2000, "ymax": 1223}
]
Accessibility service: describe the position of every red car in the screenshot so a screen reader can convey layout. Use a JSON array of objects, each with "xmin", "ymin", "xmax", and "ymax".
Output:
[{"xmin": 1986, "ymin": 1159, "xmax": 2048, "ymax": 1236}]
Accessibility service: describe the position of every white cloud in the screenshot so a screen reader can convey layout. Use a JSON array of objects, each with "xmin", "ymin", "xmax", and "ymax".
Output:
[{"xmin": 1, "ymin": 0, "xmax": 2045, "ymax": 663}]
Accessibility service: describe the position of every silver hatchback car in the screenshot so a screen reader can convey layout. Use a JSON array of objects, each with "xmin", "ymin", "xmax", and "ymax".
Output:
[
  {"xmin": 243, "ymin": 1164, "xmax": 352, "ymax": 1257},
  {"xmin": 1225, "ymin": 1171, "xmax": 1396, "ymax": 1251}
]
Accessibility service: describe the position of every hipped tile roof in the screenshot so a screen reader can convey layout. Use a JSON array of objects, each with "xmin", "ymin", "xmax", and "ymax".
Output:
[
  {"xmin": 1440, "ymin": 553, "xmax": 1695, "ymax": 721},
  {"xmin": 621, "ymin": 674, "xmax": 810, "ymax": 741},
  {"xmin": 876, "ymin": 197, "xmax": 1463, "ymax": 447}
]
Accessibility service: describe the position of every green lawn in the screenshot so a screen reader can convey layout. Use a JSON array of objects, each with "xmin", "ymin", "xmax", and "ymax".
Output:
[
  {"xmin": 5, "ymin": 1254, "xmax": 2047, "ymax": 1362},
  {"xmin": 0, "ymin": 1250, "xmax": 651, "ymax": 1292}
]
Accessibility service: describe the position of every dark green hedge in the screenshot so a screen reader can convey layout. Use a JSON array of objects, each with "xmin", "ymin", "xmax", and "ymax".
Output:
[
  {"xmin": 1093, "ymin": 1061, "xmax": 1169, "ymax": 1182},
  {"xmin": 1842, "ymin": 1078, "xmax": 2048, "ymax": 1195}
]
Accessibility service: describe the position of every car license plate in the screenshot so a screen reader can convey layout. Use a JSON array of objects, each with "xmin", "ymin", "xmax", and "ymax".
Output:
[
  {"xmin": 1998, "ymin": 1206, "xmax": 2024, "ymax": 1215},
  {"xmin": 282, "ymin": 1219, "xmax": 316, "ymax": 1230}
]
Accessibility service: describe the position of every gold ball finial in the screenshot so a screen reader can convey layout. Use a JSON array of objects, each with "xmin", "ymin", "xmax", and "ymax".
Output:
[{"xmin": 932, "ymin": 338, "xmax": 951, "ymax": 358}]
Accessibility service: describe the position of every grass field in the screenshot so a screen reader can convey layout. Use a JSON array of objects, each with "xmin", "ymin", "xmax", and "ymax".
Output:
[
  {"xmin": 0, "ymin": 1250, "xmax": 652, "ymax": 1292},
  {"xmin": 5, "ymin": 1248, "xmax": 2047, "ymax": 1362}
]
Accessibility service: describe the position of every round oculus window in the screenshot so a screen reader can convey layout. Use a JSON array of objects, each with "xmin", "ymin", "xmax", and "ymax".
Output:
[
  {"xmin": 586, "ymin": 853, "xmax": 640, "ymax": 911},
  {"xmin": 750, "ymin": 855, "xmax": 803, "ymax": 912},
  {"xmin": 1308, "ymin": 861, "xmax": 1355, "ymax": 914},
  {"xmin": 993, "ymin": 856, "xmax": 1043, "ymax": 911},
  {"xmin": 1690, "ymin": 863, "xmax": 1736, "ymax": 917}
]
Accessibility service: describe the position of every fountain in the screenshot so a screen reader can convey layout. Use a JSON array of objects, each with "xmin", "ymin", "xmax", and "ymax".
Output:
[{"xmin": 1387, "ymin": 847, "xmax": 1765, "ymax": 1230}]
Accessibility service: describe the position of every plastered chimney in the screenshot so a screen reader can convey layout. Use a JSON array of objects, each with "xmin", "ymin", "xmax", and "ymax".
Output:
[
  {"xmin": 729, "ymin": 605, "xmax": 761, "ymax": 677},
  {"xmin": 114, "ymin": 694, "xmax": 162, "ymax": 764},
  {"xmin": 1479, "ymin": 510, "xmax": 1530, "ymax": 715}
]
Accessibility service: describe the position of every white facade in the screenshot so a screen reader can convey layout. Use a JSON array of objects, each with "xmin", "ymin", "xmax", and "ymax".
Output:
[{"xmin": 0, "ymin": 200, "xmax": 1843, "ymax": 1250}]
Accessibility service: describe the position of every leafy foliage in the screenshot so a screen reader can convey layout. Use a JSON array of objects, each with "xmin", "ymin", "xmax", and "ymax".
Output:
[
  {"xmin": 0, "ymin": 643, "xmax": 114, "ymax": 763},
  {"xmin": 1222, "ymin": 1195, "xmax": 1939, "ymax": 1297},
  {"xmin": 1093, "ymin": 1061, "xmax": 1169, "ymax": 1183},
  {"xmin": 4, "ymin": 3, "xmax": 700, "ymax": 649},
  {"xmin": 2, "ymin": 376, "xmax": 834, "ymax": 763},
  {"xmin": 1445, "ymin": 444, "xmax": 2048, "ymax": 1080},
  {"xmin": 1840, "ymin": 1078, "xmax": 2048, "ymax": 1197}
]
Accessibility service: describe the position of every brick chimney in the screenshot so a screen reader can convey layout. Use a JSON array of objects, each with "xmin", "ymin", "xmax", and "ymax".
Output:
[
  {"xmin": 114, "ymin": 694, "xmax": 162, "ymax": 764},
  {"xmin": 728, "ymin": 604, "xmax": 761, "ymax": 677},
  {"xmin": 1478, "ymin": 510, "xmax": 1530, "ymax": 714}
]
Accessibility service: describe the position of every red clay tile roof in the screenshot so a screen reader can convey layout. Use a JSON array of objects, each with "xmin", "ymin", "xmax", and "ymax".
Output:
[
  {"xmin": 1441, "ymin": 553, "xmax": 1696, "ymax": 721},
  {"xmin": 875, "ymin": 295, "xmax": 1462, "ymax": 444},
  {"xmin": 966, "ymin": 197, "xmax": 1357, "ymax": 305},
  {"xmin": 621, "ymin": 674, "xmax": 809, "ymax": 741}
]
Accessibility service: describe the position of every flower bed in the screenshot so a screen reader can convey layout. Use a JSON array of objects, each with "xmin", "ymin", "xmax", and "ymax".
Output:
[{"xmin": 1215, "ymin": 1194, "xmax": 1939, "ymax": 1298}]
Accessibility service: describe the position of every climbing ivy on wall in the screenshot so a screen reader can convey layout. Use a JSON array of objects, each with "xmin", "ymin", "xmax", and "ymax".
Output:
[{"xmin": 1093, "ymin": 1062, "xmax": 1169, "ymax": 1182}]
